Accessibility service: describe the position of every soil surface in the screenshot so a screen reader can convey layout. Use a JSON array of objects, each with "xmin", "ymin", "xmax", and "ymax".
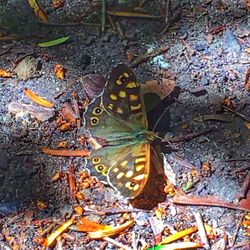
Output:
[{"xmin": 0, "ymin": 0, "xmax": 250, "ymax": 249}]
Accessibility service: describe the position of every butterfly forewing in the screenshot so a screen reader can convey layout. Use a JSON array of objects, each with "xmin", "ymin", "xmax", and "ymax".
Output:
[{"xmin": 102, "ymin": 64, "xmax": 148, "ymax": 130}]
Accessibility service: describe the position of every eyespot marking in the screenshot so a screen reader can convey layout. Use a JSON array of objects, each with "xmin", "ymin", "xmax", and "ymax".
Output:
[
  {"xmin": 96, "ymin": 164, "xmax": 105, "ymax": 172},
  {"xmin": 91, "ymin": 117, "xmax": 99, "ymax": 125},
  {"xmin": 93, "ymin": 107, "xmax": 103, "ymax": 115},
  {"xmin": 92, "ymin": 157, "xmax": 101, "ymax": 164}
]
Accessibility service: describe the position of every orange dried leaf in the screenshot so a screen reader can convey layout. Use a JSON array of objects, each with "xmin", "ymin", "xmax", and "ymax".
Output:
[
  {"xmin": 28, "ymin": 0, "xmax": 48, "ymax": 22},
  {"xmin": 0, "ymin": 69, "xmax": 11, "ymax": 78},
  {"xmin": 71, "ymin": 217, "xmax": 108, "ymax": 232},
  {"xmin": 246, "ymin": 48, "xmax": 250, "ymax": 54},
  {"xmin": 43, "ymin": 218, "xmax": 74, "ymax": 247},
  {"xmin": 52, "ymin": 0, "xmax": 64, "ymax": 9},
  {"xmin": 36, "ymin": 200, "xmax": 48, "ymax": 210},
  {"xmin": 160, "ymin": 226, "xmax": 198, "ymax": 245},
  {"xmin": 54, "ymin": 64, "xmax": 66, "ymax": 80},
  {"xmin": 88, "ymin": 220, "xmax": 134, "ymax": 239},
  {"xmin": 24, "ymin": 88, "xmax": 54, "ymax": 108},
  {"xmin": 42, "ymin": 147, "xmax": 90, "ymax": 157}
]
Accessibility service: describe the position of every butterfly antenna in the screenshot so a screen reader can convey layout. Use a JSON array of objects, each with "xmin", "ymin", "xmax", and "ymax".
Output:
[{"xmin": 152, "ymin": 106, "xmax": 170, "ymax": 132}]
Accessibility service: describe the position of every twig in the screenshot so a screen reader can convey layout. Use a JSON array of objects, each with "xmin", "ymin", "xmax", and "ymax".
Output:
[
  {"xmin": 222, "ymin": 105, "xmax": 250, "ymax": 122},
  {"xmin": 40, "ymin": 21, "xmax": 110, "ymax": 28},
  {"xmin": 225, "ymin": 158, "xmax": 250, "ymax": 162},
  {"xmin": 103, "ymin": 237, "xmax": 133, "ymax": 250},
  {"xmin": 139, "ymin": 0, "xmax": 147, "ymax": 7},
  {"xmin": 0, "ymin": 47, "xmax": 11, "ymax": 56},
  {"xmin": 164, "ymin": 127, "xmax": 218, "ymax": 144},
  {"xmin": 229, "ymin": 213, "xmax": 246, "ymax": 248},
  {"xmin": 101, "ymin": 0, "xmax": 106, "ymax": 33},
  {"xmin": 129, "ymin": 46, "xmax": 169, "ymax": 67},
  {"xmin": 236, "ymin": 170, "xmax": 250, "ymax": 201},
  {"xmin": 54, "ymin": 79, "xmax": 77, "ymax": 99},
  {"xmin": 193, "ymin": 212, "xmax": 210, "ymax": 250},
  {"xmin": 83, "ymin": 207, "xmax": 147, "ymax": 216}
]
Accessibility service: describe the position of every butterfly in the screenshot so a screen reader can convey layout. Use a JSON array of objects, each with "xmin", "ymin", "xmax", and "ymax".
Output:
[{"xmin": 85, "ymin": 63, "xmax": 163, "ymax": 199}]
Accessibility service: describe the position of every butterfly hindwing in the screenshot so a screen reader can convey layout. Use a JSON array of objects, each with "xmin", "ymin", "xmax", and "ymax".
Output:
[{"xmin": 89, "ymin": 143, "xmax": 150, "ymax": 198}]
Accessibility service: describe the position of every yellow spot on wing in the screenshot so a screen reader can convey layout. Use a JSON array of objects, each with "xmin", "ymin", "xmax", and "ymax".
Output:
[
  {"xmin": 135, "ymin": 164, "xmax": 144, "ymax": 172},
  {"xmin": 130, "ymin": 103, "xmax": 142, "ymax": 111},
  {"xmin": 123, "ymin": 72, "xmax": 129, "ymax": 78},
  {"xmin": 126, "ymin": 81, "xmax": 137, "ymax": 89},
  {"xmin": 113, "ymin": 167, "xmax": 119, "ymax": 173},
  {"xmin": 125, "ymin": 170, "xmax": 134, "ymax": 178},
  {"xmin": 117, "ymin": 172, "xmax": 125, "ymax": 179},
  {"xmin": 133, "ymin": 174, "xmax": 145, "ymax": 181},
  {"xmin": 135, "ymin": 157, "xmax": 146, "ymax": 164},
  {"xmin": 119, "ymin": 91, "xmax": 126, "ymax": 98},
  {"xmin": 116, "ymin": 80, "xmax": 122, "ymax": 85},
  {"xmin": 110, "ymin": 94, "xmax": 118, "ymax": 100},
  {"xmin": 121, "ymin": 160, "xmax": 128, "ymax": 167},
  {"xmin": 129, "ymin": 94, "xmax": 138, "ymax": 101},
  {"xmin": 116, "ymin": 107, "xmax": 123, "ymax": 114},
  {"xmin": 108, "ymin": 104, "xmax": 113, "ymax": 110}
]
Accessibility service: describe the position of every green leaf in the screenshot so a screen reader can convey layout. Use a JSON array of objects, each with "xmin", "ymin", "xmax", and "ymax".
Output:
[
  {"xmin": 37, "ymin": 36, "xmax": 70, "ymax": 47},
  {"xmin": 148, "ymin": 245, "xmax": 167, "ymax": 250}
]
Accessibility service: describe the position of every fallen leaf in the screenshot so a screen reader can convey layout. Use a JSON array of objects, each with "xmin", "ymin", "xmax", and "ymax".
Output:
[
  {"xmin": 142, "ymin": 78, "xmax": 176, "ymax": 100},
  {"xmin": 148, "ymin": 242, "xmax": 202, "ymax": 250},
  {"xmin": 28, "ymin": 0, "xmax": 48, "ymax": 22},
  {"xmin": 54, "ymin": 64, "xmax": 66, "ymax": 79},
  {"xmin": 8, "ymin": 102, "xmax": 54, "ymax": 122},
  {"xmin": 14, "ymin": 56, "xmax": 37, "ymax": 81},
  {"xmin": 23, "ymin": 88, "xmax": 54, "ymax": 108},
  {"xmin": 0, "ymin": 69, "xmax": 11, "ymax": 78},
  {"xmin": 38, "ymin": 36, "xmax": 70, "ymax": 47}
]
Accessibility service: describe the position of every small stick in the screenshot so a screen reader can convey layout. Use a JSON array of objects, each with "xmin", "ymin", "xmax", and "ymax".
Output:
[
  {"xmin": 164, "ymin": 127, "xmax": 218, "ymax": 144},
  {"xmin": 54, "ymin": 79, "xmax": 77, "ymax": 99},
  {"xmin": 40, "ymin": 21, "xmax": 110, "ymax": 28},
  {"xmin": 103, "ymin": 237, "xmax": 133, "ymax": 250},
  {"xmin": 193, "ymin": 212, "xmax": 210, "ymax": 250},
  {"xmin": 101, "ymin": 0, "xmax": 106, "ymax": 33},
  {"xmin": 222, "ymin": 105, "xmax": 250, "ymax": 122},
  {"xmin": 225, "ymin": 158, "xmax": 250, "ymax": 162},
  {"xmin": 130, "ymin": 46, "xmax": 169, "ymax": 67},
  {"xmin": 229, "ymin": 213, "xmax": 246, "ymax": 247}
]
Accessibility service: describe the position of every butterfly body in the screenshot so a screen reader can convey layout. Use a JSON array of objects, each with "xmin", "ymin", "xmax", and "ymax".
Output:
[{"xmin": 85, "ymin": 64, "xmax": 163, "ymax": 199}]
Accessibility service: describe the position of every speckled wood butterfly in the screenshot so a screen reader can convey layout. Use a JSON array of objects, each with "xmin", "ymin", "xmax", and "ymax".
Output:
[{"xmin": 86, "ymin": 64, "xmax": 163, "ymax": 199}]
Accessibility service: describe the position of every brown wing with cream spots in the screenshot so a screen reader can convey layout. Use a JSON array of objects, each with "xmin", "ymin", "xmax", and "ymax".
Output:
[
  {"xmin": 107, "ymin": 143, "xmax": 150, "ymax": 199},
  {"xmin": 102, "ymin": 63, "xmax": 147, "ymax": 129}
]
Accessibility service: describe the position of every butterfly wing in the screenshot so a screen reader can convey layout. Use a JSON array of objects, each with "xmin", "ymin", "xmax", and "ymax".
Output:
[
  {"xmin": 89, "ymin": 143, "xmax": 150, "ymax": 199},
  {"xmin": 102, "ymin": 63, "xmax": 147, "ymax": 130}
]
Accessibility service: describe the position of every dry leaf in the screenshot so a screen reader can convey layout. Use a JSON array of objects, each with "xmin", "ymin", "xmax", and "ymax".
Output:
[
  {"xmin": 54, "ymin": 64, "xmax": 66, "ymax": 80},
  {"xmin": 14, "ymin": 56, "xmax": 37, "ymax": 81},
  {"xmin": 28, "ymin": 0, "xmax": 48, "ymax": 22},
  {"xmin": 23, "ymin": 88, "xmax": 54, "ymax": 108},
  {"xmin": 142, "ymin": 78, "xmax": 176, "ymax": 100},
  {"xmin": 0, "ymin": 69, "xmax": 11, "ymax": 78}
]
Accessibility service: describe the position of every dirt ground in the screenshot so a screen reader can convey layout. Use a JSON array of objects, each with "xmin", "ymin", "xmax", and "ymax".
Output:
[{"xmin": 0, "ymin": 0, "xmax": 250, "ymax": 249}]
